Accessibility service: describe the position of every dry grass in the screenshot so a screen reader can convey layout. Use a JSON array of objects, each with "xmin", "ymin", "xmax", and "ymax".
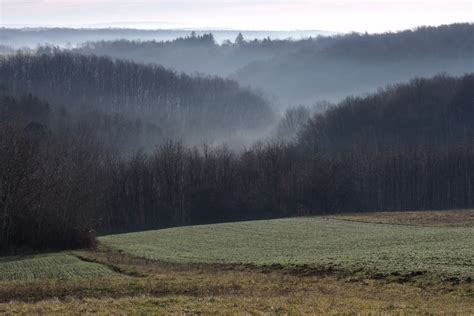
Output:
[
  {"xmin": 328, "ymin": 209, "xmax": 474, "ymax": 227},
  {"xmin": 0, "ymin": 250, "xmax": 472, "ymax": 313},
  {"xmin": 2, "ymin": 291, "xmax": 473, "ymax": 315},
  {"xmin": 0, "ymin": 246, "xmax": 473, "ymax": 314}
]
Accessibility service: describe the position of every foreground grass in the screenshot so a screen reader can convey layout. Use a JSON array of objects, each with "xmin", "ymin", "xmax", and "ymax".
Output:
[
  {"xmin": 100, "ymin": 217, "xmax": 474, "ymax": 280},
  {"xmin": 1, "ymin": 247, "xmax": 473, "ymax": 314},
  {"xmin": 2, "ymin": 291, "xmax": 473, "ymax": 315},
  {"xmin": 0, "ymin": 252, "xmax": 117, "ymax": 281}
]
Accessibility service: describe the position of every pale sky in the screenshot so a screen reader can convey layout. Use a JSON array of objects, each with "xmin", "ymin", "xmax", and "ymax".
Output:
[{"xmin": 1, "ymin": 0, "xmax": 472, "ymax": 32}]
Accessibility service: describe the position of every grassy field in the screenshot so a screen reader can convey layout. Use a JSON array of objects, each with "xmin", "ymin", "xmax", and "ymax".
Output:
[
  {"xmin": 100, "ymin": 216, "xmax": 474, "ymax": 280},
  {"xmin": 0, "ymin": 211, "xmax": 473, "ymax": 314},
  {"xmin": 0, "ymin": 252, "xmax": 117, "ymax": 281},
  {"xmin": 1, "ymin": 246, "xmax": 473, "ymax": 314}
]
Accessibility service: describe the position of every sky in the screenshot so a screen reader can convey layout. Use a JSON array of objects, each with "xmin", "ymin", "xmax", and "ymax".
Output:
[{"xmin": 1, "ymin": 0, "xmax": 472, "ymax": 33}]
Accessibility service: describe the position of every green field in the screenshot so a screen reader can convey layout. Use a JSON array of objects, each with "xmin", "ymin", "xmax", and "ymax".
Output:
[
  {"xmin": 3, "ymin": 216, "xmax": 472, "ymax": 281},
  {"xmin": 0, "ymin": 252, "xmax": 117, "ymax": 281},
  {"xmin": 100, "ymin": 217, "xmax": 474, "ymax": 279}
]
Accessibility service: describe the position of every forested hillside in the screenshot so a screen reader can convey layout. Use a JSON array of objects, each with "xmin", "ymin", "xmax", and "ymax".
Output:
[
  {"xmin": 233, "ymin": 23, "xmax": 474, "ymax": 104},
  {"xmin": 61, "ymin": 24, "xmax": 474, "ymax": 106},
  {"xmin": 300, "ymin": 74, "xmax": 474, "ymax": 151},
  {"xmin": 316, "ymin": 23, "xmax": 473, "ymax": 60},
  {"xmin": 1, "ymin": 74, "xmax": 472, "ymax": 252},
  {"xmin": 297, "ymin": 74, "xmax": 474, "ymax": 212},
  {"xmin": 0, "ymin": 53, "xmax": 274, "ymax": 148},
  {"xmin": 73, "ymin": 33, "xmax": 319, "ymax": 76}
]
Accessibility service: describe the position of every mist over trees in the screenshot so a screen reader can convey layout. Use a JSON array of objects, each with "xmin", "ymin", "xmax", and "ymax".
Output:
[
  {"xmin": 0, "ymin": 53, "xmax": 275, "ymax": 149},
  {"xmin": 233, "ymin": 24, "xmax": 474, "ymax": 105},
  {"xmin": 1, "ymin": 74, "xmax": 472, "ymax": 252},
  {"xmin": 52, "ymin": 23, "xmax": 474, "ymax": 107},
  {"xmin": 274, "ymin": 101, "xmax": 334, "ymax": 142},
  {"xmin": 7, "ymin": 24, "xmax": 471, "ymax": 111},
  {"xmin": 73, "ymin": 33, "xmax": 321, "ymax": 76}
]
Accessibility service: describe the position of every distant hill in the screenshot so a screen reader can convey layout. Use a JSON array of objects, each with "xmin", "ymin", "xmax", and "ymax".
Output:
[
  {"xmin": 315, "ymin": 23, "xmax": 473, "ymax": 60},
  {"xmin": 232, "ymin": 23, "xmax": 474, "ymax": 105},
  {"xmin": 48, "ymin": 24, "xmax": 474, "ymax": 107},
  {"xmin": 0, "ymin": 28, "xmax": 331, "ymax": 49},
  {"xmin": 72, "ymin": 33, "xmax": 323, "ymax": 76}
]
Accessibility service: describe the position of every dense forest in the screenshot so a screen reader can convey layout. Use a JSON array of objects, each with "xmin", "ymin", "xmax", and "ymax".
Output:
[
  {"xmin": 1, "ymin": 74, "xmax": 472, "ymax": 252},
  {"xmin": 0, "ymin": 53, "xmax": 274, "ymax": 148},
  {"xmin": 300, "ymin": 74, "xmax": 474, "ymax": 151}
]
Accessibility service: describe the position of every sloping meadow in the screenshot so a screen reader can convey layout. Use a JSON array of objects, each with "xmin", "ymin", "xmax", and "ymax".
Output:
[{"xmin": 100, "ymin": 217, "xmax": 474, "ymax": 280}]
